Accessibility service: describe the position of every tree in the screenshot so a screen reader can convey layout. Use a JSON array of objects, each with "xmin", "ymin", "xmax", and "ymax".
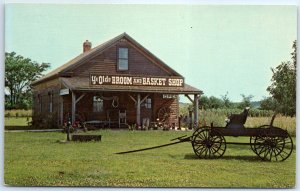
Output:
[
  {"xmin": 260, "ymin": 97, "xmax": 278, "ymax": 111},
  {"xmin": 267, "ymin": 41, "xmax": 296, "ymax": 116},
  {"xmin": 199, "ymin": 95, "xmax": 210, "ymax": 109},
  {"xmin": 208, "ymin": 96, "xmax": 224, "ymax": 109},
  {"xmin": 199, "ymin": 95, "xmax": 224, "ymax": 109},
  {"xmin": 221, "ymin": 92, "xmax": 232, "ymax": 108},
  {"xmin": 5, "ymin": 52, "xmax": 50, "ymax": 109},
  {"xmin": 238, "ymin": 94, "xmax": 253, "ymax": 109}
]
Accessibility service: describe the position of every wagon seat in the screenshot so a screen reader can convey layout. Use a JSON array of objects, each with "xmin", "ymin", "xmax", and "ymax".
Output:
[{"xmin": 225, "ymin": 107, "xmax": 250, "ymax": 128}]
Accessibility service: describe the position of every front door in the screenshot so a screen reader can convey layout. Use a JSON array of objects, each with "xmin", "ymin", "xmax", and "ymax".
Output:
[{"xmin": 141, "ymin": 97, "xmax": 152, "ymax": 128}]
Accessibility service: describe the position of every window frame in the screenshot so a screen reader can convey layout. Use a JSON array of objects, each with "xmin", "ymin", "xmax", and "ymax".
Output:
[
  {"xmin": 93, "ymin": 96, "xmax": 104, "ymax": 112},
  {"xmin": 145, "ymin": 98, "xmax": 152, "ymax": 109},
  {"xmin": 117, "ymin": 47, "xmax": 129, "ymax": 71}
]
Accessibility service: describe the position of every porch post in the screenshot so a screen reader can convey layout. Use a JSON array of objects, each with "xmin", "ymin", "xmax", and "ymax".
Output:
[
  {"xmin": 194, "ymin": 94, "xmax": 199, "ymax": 128},
  {"xmin": 136, "ymin": 93, "xmax": 141, "ymax": 127},
  {"xmin": 71, "ymin": 91, "xmax": 76, "ymax": 124}
]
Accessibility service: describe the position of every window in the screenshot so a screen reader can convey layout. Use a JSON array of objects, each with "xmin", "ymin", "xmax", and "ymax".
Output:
[
  {"xmin": 118, "ymin": 48, "xmax": 128, "ymax": 70},
  {"xmin": 93, "ymin": 96, "xmax": 103, "ymax": 112},
  {"xmin": 145, "ymin": 98, "xmax": 151, "ymax": 109}
]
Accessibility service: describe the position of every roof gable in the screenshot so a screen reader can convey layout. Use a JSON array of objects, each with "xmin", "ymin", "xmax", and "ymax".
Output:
[{"xmin": 32, "ymin": 33, "xmax": 182, "ymax": 85}]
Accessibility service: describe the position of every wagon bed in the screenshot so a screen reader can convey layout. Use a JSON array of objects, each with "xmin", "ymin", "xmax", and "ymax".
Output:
[{"xmin": 209, "ymin": 125, "xmax": 287, "ymax": 137}]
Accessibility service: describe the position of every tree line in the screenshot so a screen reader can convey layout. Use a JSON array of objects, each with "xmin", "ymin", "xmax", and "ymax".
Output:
[
  {"xmin": 199, "ymin": 93, "xmax": 275, "ymax": 116},
  {"xmin": 199, "ymin": 94, "xmax": 256, "ymax": 110}
]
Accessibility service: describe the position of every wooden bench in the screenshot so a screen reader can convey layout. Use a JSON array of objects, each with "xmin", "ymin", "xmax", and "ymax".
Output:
[{"xmin": 72, "ymin": 135, "xmax": 101, "ymax": 142}]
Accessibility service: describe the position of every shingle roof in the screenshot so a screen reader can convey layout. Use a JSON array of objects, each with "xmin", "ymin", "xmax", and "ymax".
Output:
[
  {"xmin": 32, "ymin": 33, "xmax": 182, "ymax": 85},
  {"xmin": 60, "ymin": 77, "xmax": 203, "ymax": 94}
]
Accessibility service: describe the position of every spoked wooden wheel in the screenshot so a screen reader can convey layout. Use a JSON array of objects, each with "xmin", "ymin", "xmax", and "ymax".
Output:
[
  {"xmin": 250, "ymin": 125, "xmax": 269, "ymax": 154},
  {"xmin": 192, "ymin": 127, "xmax": 226, "ymax": 159},
  {"xmin": 157, "ymin": 106, "xmax": 171, "ymax": 122},
  {"xmin": 252, "ymin": 127, "xmax": 293, "ymax": 161}
]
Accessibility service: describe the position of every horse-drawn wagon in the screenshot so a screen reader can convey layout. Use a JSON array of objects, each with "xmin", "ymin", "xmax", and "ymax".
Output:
[{"xmin": 117, "ymin": 108, "xmax": 294, "ymax": 162}]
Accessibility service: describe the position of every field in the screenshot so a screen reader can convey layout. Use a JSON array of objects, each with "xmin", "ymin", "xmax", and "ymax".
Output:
[
  {"xmin": 4, "ymin": 109, "xmax": 32, "ymax": 118},
  {"xmin": 5, "ymin": 117, "xmax": 31, "ymax": 126},
  {"xmin": 5, "ymin": 109, "xmax": 32, "ymax": 129},
  {"xmin": 4, "ymin": 130, "xmax": 295, "ymax": 188}
]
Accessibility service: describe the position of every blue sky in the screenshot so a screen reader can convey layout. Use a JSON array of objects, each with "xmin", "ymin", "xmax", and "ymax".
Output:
[{"xmin": 5, "ymin": 4, "xmax": 297, "ymax": 102}]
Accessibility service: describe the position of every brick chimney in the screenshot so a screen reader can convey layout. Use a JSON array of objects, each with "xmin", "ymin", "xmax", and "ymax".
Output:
[{"xmin": 83, "ymin": 40, "xmax": 92, "ymax": 53}]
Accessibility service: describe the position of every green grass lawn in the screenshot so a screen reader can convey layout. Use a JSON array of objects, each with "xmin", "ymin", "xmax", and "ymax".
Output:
[{"xmin": 4, "ymin": 130, "xmax": 296, "ymax": 188}]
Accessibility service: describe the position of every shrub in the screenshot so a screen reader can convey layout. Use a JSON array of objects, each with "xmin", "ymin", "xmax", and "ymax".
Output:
[{"xmin": 31, "ymin": 112, "xmax": 58, "ymax": 129}]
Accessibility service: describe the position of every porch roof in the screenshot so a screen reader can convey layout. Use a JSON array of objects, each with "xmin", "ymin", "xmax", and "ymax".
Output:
[{"xmin": 60, "ymin": 77, "xmax": 203, "ymax": 95}]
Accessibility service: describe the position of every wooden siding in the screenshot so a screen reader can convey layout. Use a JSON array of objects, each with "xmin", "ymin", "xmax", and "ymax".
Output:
[
  {"xmin": 32, "ymin": 78, "xmax": 61, "ymax": 125},
  {"xmin": 32, "ymin": 88, "xmax": 61, "ymax": 125},
  {"xmin": 71, "ymin": 40, "xmax": 172, "ymax": 77}
]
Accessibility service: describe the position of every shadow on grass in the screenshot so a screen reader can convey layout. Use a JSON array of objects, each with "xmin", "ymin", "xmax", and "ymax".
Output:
[{"xmin": 184, "ymin": 153, "xmax": 261, "ymax": 162}]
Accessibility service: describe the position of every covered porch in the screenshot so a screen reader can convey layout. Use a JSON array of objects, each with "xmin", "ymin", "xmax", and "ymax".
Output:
[{"xmin": 59, "ymin": 77, "xmax": 202, "ymax": 129}]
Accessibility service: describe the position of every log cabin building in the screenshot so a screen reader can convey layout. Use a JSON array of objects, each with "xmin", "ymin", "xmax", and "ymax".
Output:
[{"xmin": 31, "ymin": 33, "xmax": 202, "ymax": 129}]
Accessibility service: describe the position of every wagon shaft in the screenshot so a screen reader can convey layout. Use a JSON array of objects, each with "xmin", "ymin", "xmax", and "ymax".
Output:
[{"xmin": 115, "ymin": 135, "xmax": 191, "ymax": 154}]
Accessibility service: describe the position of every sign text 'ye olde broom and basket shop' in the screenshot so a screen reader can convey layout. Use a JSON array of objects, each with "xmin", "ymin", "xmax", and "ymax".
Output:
[{"xmin": 90, "ymin": 74, "xmax": 184, "ymax": 87}]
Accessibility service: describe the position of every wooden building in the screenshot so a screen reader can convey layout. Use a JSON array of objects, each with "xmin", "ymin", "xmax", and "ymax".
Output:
[{"xmin": 31, "ymin": 33, "xmax": 202, "ymax": 128}]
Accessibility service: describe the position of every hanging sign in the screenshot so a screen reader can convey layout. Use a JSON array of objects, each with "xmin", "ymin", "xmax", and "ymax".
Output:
[
  {"xmin": 90, "ymin": 74, "xmax": 184, "ymax": 87},
  {"xmin": 59, "ymin": 88, "xmax": 69, "ymax": 95},
  {"xmin": 162, "ymin": 94, "xmax": 178, "ymax": 99}
]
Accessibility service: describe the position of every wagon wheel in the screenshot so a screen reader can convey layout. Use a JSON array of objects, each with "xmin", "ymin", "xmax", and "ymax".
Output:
[
  {"xmin": 250, "ymin": 125, "xmax": 269, "ymax": 154},
  {"xmin": 157, "ymin": 106, "xmax": 171, "ymax": 123},
  {"xmin": 192, "ymin": 127, "xmax": 226, "ymax": 159},
  {"xmin": 252, "ymin": 127, "xmax": 293, "ymax": 161}
]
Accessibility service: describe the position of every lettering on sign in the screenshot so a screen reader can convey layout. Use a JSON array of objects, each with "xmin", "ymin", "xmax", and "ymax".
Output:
[
  {"xmin": 90, "ymin": 74, "xmax": 184, "ymax": 87},
  {"xmin": 162, "ymin": 94, "xmax": 178, "ymax": 99}
]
